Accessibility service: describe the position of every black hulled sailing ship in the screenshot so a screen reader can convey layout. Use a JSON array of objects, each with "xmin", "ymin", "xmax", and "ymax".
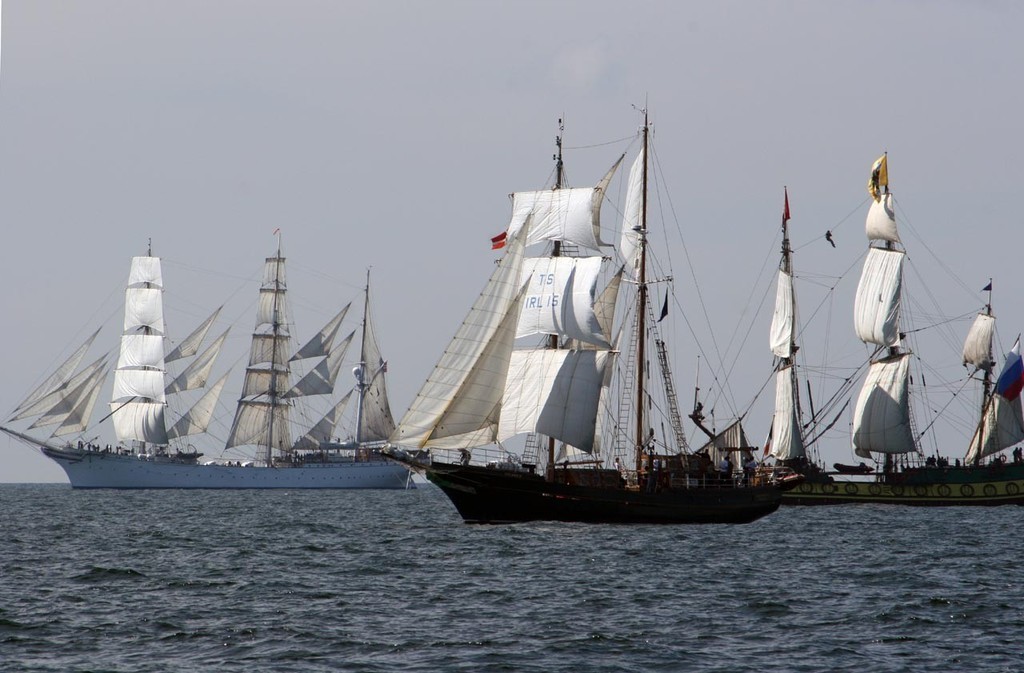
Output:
[
  {"xmin": 766, "ymin": 156, "xmax": 1024, "ymax": 505},
  {"xmin": 386, "ymin": 116, "xmax": 801, "ymax": 523}
]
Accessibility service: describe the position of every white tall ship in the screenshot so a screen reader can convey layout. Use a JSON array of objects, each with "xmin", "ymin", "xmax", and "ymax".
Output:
[{"xmin": 3, "ymin": 243, "xmax": 413, "ymax": 489}]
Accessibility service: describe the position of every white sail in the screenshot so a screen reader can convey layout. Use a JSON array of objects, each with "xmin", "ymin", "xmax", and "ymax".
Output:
[
  {"xmin": 227, "ymin": 248, "xmax": 293, "ymax": 461},
  {"xmin": 165, "ymin": 307, "xmax": 221, "ymax": 363},
  {"xmin": 769, "ymin": 365, "xmax": 804, "ymax": 461},
  {"xmin": 962, "ymin": 313, "xmax": 996, "ymax": 371},
  {"xmin": 965, "ymin": 393, "xmax": 1024, "ymax": 464},
  {"xmin": 166, "ymin": 372, "xmax": 229, "ymax": 440},
  {"xmin": 619, "ymin": 145, "xmax": 645, "ymax": 277},
  {"xmin": 124, "ymin": 287, "xmax": 165, "ymax": 334},
  {"xmin": 498, "ymin": 349, "xmax": 610, "ymax": 453},
  {"xmin": 52, "ymin": 373, "xmax": 105, "ymax": 437},
  {"xmin": 357, "ymin": 284, "xmax": 396, "ymax": 443},
  {"xmin": 769, "ymin": 269, "xmax": 795, "ymax": 358},
  {"xmin": 291, "ymin": 304, "xmax": 349, "ymax": 362},
  {"xmin": 12, "ymin": 328, "xmax": 100, "ymax": 415},
  {"xmin": 9, "ymin": 356, "xmax": 107, "ymax": 422},
  {"xmin": 292, "ymin": 391, "xmax": 353, "ymax": 451},
  {"xmin": 112, "ymin": 255, "xmax": 169, "ymax": 445},
  {"xmin": 517, "ymin": 256, "xmax": 609, "ymax": 348},
  {"xmin": 593, "ymin": 269, "xmax": 622, "ymax": 349},
  {"xmin": 128, "ymin": 256, "xmax": 163, "ymax": 286},
  {"xmin": 116, "ymin": 334, "xmax": 166, "ymax": 370},
  {"xmin": 852, "ymin": 353, "xmax": 917, "ymax": 457},
  {"xmin": 853, "ymin": 247, "xmax": 904, "ymax": 347},
  {"xmin": 284, "ymin": 330, "xmax": 354, "ymax": 398},
  {"xmin": 226, "ymin": 400, "xmax": 291, "ymax": 451},
  {"xmin": 29, "ymin": 364, "xmax": 108, "ymax": 430},
  {"xmin": 698, "ymin": 419, "xmax": 754, "ymax": 468},
  {"xmin": 865, "ymin": 193, "xmax": 900, "ymax": 243},
  {"xmin": 112, "ymin": 368, "xmax": 166, "ymax": 402},
  {"xmin": 249, "ymin": 334, "xmax": 291, "ymax": 368},
  {"xmin": 391, "ymin": 228, "xmax": 528, "ymax": 449},
  {"xmin": 110, "ymin": 401, "xmax": 169, "ymax": 446},
  {"xmin": 165, "ymin": 330, "xmax": 228, "ymax": 394}
]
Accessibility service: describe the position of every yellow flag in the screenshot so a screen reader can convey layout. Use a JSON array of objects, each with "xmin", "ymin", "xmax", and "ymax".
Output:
[{"xmin": 867, "ymin": 154, "xmax": 888, "ymax": 201}]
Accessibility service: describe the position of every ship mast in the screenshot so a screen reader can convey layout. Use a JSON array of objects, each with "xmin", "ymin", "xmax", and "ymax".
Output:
[
  {"xmin": 354, "ymin": 269, "xmax": 371, "ymax": 447},
  {"xmin": 547, "ymin": 118, "xmax": 565, "ymax": 477},
  {"xmin": 265, "ymin": 234, "xmax": 284, "ymax": 466},
  {"xmin": 975, "ymin": 280, "xmax": 994, "ymax": 465},
  {"xmin": 634, "ymin": 112, "xmax": 649, "ymax": 473}
]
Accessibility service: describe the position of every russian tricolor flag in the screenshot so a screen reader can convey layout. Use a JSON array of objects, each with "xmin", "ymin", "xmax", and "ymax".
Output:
[{"xmin": 996, "ymin": 337, "xmax": 1024, "ymax": 401}]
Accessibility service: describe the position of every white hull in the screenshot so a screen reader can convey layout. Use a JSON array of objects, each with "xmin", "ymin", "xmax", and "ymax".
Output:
[{"xmin": 41, "ymin": 447, "xmax": 413, "ymax": 489}]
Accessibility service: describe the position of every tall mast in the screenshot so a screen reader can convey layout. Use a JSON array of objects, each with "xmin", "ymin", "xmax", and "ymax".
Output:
[
  {"xmin": 355, "ymin": 269, "xmax": 371, "ymax": 446},
  {"xmin": 265, "ymin": 233, "xmax": 284, "ymax": 466},
  {"xmin": 634, "ymin": 112, "xmax": 649, "ymax": 473},
  {"xmin": 975, "ymin": 279, "xmax": 994, "ymax": 465},
  {"xmin": 547, "ymin": 118, "xmax": 564, "ymax": 476}
]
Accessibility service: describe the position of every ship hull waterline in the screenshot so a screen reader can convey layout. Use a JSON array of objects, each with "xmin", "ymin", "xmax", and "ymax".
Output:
[
  {"xmin": 41, "ymin": 447, "xmax": 413, "ymax": 490},
  {"xmin": 422, "ymin": 463, "xmax": 784, "ymax": 524},
  {"xmin": 782, "ymin": 462, "xmax": 1024, "ymax": 506}
]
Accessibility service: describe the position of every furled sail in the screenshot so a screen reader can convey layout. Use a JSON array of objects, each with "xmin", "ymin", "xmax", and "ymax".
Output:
[
  {"xmin": 165, "ymin": 307, "xmax": 222, "ymax": 363},
  {"xmin": 768, "ymin": 365, "xmax": 804, "ymax": 461},
  {"xmin": 497, "ymin": 349, "xmax": 611, "ymax": 453},
  {"xmin": 166, "ymin": 372, "xmax": 229, "ymax": 440},
  {"xmin": 852, "ymin": 353, "xmax": 917, "ymax": 457},
  {"xmin": 517, "ymin": 256, "xmax": 609, "ymax": 348},
  {"xmin": 111, "ymin": 255, "xmax": 169, "ymax": 445},
  {"xmin": 769, "ymin": 270, "xmax": 795, "ymax": 358},
  {"xmin": 962, "ymin": 313, "xmax": 996, "ymax": 371},
  {"xmin": 965, "ymin": 393, "xmax": 1024, "ymax": 464},
  {"xmin": 853, "ymin": 247, "xmax": 904, "ymax": 347},
  {"xmin": 357, "ymin": 283, "xmax": 396, "ymax": 443},
  {"xmin": 391, "ymin": 228, "xmax": 528, "ymax": 449},
  {"xmin": 291, "ymin": 304, "xmax": 349, "ymax": 362},
  {"xmin": 165, "ymin": 330, "xmax": 228, "ymax": 394}
]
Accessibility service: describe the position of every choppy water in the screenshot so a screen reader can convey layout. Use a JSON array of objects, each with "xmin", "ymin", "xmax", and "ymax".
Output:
[{"xmin": 1, "ymin": 484, "xmax": 1022, "ymax": 672}]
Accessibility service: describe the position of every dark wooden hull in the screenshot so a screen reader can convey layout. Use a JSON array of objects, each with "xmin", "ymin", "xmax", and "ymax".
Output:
[
  {"xmin": 423, "ymin": 463, "xmax": 784, "ymax": 524},
  {"xmin": 783, "ymin": 461, "xmax": 1024, "ymax": 506}
]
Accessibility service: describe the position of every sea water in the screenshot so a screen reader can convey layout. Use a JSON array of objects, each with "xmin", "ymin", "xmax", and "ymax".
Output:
[{"xmin": 1, "ymin": 484, "xmax": 1021, "ymax": 672}]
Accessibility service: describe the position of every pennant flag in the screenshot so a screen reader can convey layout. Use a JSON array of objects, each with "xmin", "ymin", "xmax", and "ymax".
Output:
[
  {"xmin": 868, "ymin": 154, "xmax": 888, "ymax": 201},
  {"xmin": 995, "ymin": 337, "xmax": 1024, "ymax": 401},
  {"xmin": 491, "ymin": 231, "xmax": 507, "ymax": 250},
  {"xmin": 982, "ymin": 281, "xmax": 993, "ymax": 292},
  {"xmin": 658, "ymin": 293, "xmax": 668, "ymax": 322},
  {"xmin": 762, "ymin": 426, "xmax": 773, "ymax": 458},
  {"xmin": 782, "ymin": 187, "xmax": 791, "ymax": 223}
]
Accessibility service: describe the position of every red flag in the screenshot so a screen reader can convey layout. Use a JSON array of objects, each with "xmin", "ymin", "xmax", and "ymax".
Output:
[
  {"xmin": 782, "ymin": 188, "xmax": 791, "ymax": 223},
  {"xmin": 491, "ymin": 231, "xmax": 507, "ymax": 250}
]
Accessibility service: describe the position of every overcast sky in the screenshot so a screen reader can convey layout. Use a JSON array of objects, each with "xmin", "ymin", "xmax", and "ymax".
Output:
[{"xmin": 3, "ymin": 0, "xmax": 1023, "ymax": 482}]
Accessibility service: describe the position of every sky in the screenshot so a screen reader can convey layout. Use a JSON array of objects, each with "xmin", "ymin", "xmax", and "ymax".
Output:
[{"xmin": 2, "ymin": 0, "xmax": 1024, "ymax": 482}]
